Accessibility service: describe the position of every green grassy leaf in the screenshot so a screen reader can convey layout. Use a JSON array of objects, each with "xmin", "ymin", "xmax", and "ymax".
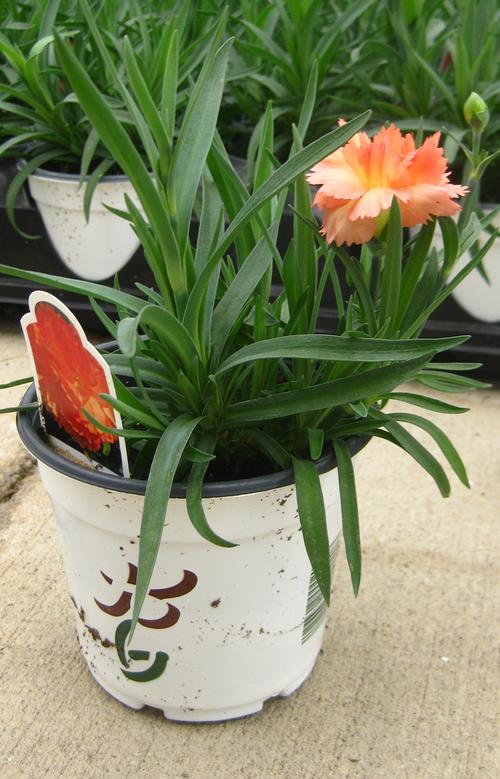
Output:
[
  {"xmin": 122, "ymin": 36, "xmax": 170, "ymax": 161},
  {"xmin": 186, "ymin": 465, "xmax": 237, "ymax": 549},
  {"xmin": 227, "ymin": 354, "xmax": 437, "ymax": 424},
  {"xmin": 82, "ymin": 158, "xmax": 114, "ymax": 222},
  {"xmin": 194, "ymin": 174, "xmax": 224, "ymax": 274},
  {"xmin": 383, "ymin": 392, "xmax": 469, "ymax": 414},
  {"xmin": 397, "ymin": 221, "xmax": 435, "ymax": 327},
  {"xmin": 453, "ymin": 33, "xmax": 472, "ymax": 107},
  {"xmin": 240, "ymin": 20, "xmax": 295, "ymax": 81},
  {"xmin": 103, "ymin": 354, "xmax": 170, "ymax": 387},
  {"xmin": 307, "ymin": 428, "xmax": 324, "ymax": 460},
  {"xmin": 333, "ymin": 439, "xmax": 361, "ymax": 596},
  {"xmin": 0, "ymin": 264, "xmax": 146, "ymax": 312},
  {"xmin": 117, "ymin": 305, "xmax": 199, "ymax": 377},
  {"xmin": 75, "ymin": 0, "xmax": 159, "ymax": 170},
  {"xmin": 217, "ymin": 333, "xmax": 468, "ymax": 374},
  {"xmin": 88, "ymin": 298, "xmax": 117, "ymax": 339},
  {"xmin": 379, "ymin": 197, "xmax": 402, "ymax": 334},
  {"xmin": 372, "ymin": 410, "xmax": 450, "ymax": 497},
  {"xmin": 211, "ymin": 225, "xmax": 278, "ymax": 360},
  {"xmin": 1, "ymin": 403, "xmax": 39, "ymax": 414},
  {"xmin": 297, "ymin": 59, "xmax": 318, "ymax": 142},
  {"xmin": 253, "ymin": 101, "xmax": 275, "ymax": 227},
  {"xmin": 416, "ymin": 371, "xmax": 490, "ymax": 393},
  {"xmin": 130, "ymin": 415, "xmax": 202, "ymax": 639},
  {"xmin": 292, "ymin": 126, "xmax": 316, "ymax": 325},
  {"xmin": 82, "ymin": 409, "xmax": 161, "ymax": 440},
  {"xmin": 293, "ymin": 457, "xmax": 330, "ymax": 605},
  {"xmin": 246, "ymin": 429, "xmax": 291, "ymax": 470},
  {"xmin": 160, "ymin": 29, "xmax": 178, "ymax": 146},
  {"xmin": 170, "ymin": 34, "xmax": 232, "ymax": 247},
  {"xmin": 427, "ymin": 362, "xmax": 482, "ymax": 372},
  {"xmin": 186, "ymin": 434, "xmax": 237, "ymax": 549},
  {"xmin": 206, "ymin": 136, "xmax": 256, "ymax": 265},
  {"xmin": 336, "ymin": 247, "xmax": 377, "ymax": 335},
  {"xmin": 0, "ymin": 376, "xmax": 32, "ymax": 390},
  {"xmin": 388, "ymin": 412, "xmax": 470, "ymax": 487},
  {"xmin": 439, "ymin": 216, "xmax": 460, "ymax": 276},
  {"xmin": 410, "ymin": 49, "xmax": 457, "ymax": 116},
  {"xmin": 101, "ymin": 394, "xmax": 165, "ymax": 433}
]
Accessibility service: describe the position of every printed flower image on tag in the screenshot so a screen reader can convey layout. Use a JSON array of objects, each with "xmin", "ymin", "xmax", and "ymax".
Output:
[{"xmin": 21, "ymin": 291, "xmax": 129, "ymax": 477}]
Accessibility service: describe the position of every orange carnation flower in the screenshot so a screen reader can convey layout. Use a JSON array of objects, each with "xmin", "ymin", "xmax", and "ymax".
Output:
[
  {"xmin": 307, "ymin": 122, "xmax": 468, "ymax": 246},
  {"xmin": 27, "ymin": 302, "xmax": 117, "ymax": 452}
]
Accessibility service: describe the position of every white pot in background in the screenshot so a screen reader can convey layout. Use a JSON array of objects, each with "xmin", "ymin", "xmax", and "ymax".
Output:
[
  {"xmin": 18, "ymin": 387, "xmax": 367, "ymax": 722},
  {"xmin": 449, "ymin": 207, "xmax": 500, "ymax": 323},
  {"xmin": 27, "ymin": 169, "xmax": 142, "ymax": 281}
]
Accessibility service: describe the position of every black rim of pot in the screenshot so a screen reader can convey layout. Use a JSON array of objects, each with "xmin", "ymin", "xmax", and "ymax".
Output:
[
  {"xmin": 15, "ymin": 158, "xmax": 129, "ymax": 182},
  {"xmin": 29, "ymin": 167, "xmax": 131, "ymax": 183},
  {"xmin": 17, "ymin": 383, "xmax": 369, "ymax": 498}
]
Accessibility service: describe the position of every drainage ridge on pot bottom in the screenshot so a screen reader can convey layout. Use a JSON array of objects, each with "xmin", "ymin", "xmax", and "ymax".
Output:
[
  {"xmin": 88, "ymin": 654, "xmax": 319, "ymax": 722},
  {"xmin": 17, "ymin": 397, "xmax": 368, "ymax": 722}
]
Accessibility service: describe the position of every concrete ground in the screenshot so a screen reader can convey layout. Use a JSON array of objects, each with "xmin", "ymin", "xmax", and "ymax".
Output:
[{"xmin": 0, "ymin": 317, "xmax": 498, "ymax": 779}]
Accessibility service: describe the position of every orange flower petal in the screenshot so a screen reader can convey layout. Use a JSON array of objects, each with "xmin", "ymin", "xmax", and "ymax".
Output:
[
  {"xmin": 349, "ymin": 187, "xmax": 410, "ymax": 221},
  {"xmin": 399, "ymin": 184, "xmax": 466, "ymax": 227},
  {"xmin": 309, "ymin": 122, "xmax": 467, "ymax": 246},
  {"xmin": 308, "ymin": 151, "xmax": 367, "ymax": 199},
  {"xmin": 408, "ymin": 132, "xmax": 448, "ymax": 185},
  {"xmin": 322, "ymin": 201, "xmax": 376, "ymax": 246}
]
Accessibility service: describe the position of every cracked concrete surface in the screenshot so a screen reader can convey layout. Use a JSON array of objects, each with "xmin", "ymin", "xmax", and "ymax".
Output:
[{"xmin": 0, "ymin": 318, "xmax": 499, "ymax": 779}]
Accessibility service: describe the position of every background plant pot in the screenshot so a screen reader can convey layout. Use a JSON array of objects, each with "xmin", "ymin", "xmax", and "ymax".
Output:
[
  {"xmin": 448, "ymin": 207, "xmax": 500, "ymax": 323},
  {"xmin": 17, "ymin": 386, "xmax": 367, "ymax": 722},
  {"xmin": 27, "ymin": 168, "xmax": 143, "ymax": 281},
  {"xmin": 0, "ymin": 158, "xmax": 154, "ymax": 327},
  {"xmin": 399, "ymin": 206, "xmax": 500, "ymax": 377}
]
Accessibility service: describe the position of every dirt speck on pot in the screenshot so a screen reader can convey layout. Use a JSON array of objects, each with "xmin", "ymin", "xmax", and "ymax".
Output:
[
  {"xmin": 84, "ymin": 623, "xmax": 114, "ymax": 648},
  {"xmin": 70, "ymin": 597, "xmax": 86, "ymax": 624}
]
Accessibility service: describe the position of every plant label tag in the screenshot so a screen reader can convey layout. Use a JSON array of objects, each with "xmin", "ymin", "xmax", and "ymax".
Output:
[{"xmin": 21, "ymin": 291, "xmax": 130, "ymax": 477}]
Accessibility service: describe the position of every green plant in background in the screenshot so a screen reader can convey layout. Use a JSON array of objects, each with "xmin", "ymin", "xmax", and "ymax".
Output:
[
  {"xmin": 219, "ymin": 0, "xmax": 380, "ymax": 166},
  {"xmin": 1, "ymin": 3, "xmax": 493, "ymax": 640},
  {"xmin": 200, "ymin": 0, "xmax": 499, "ymax": 203},
  {"xmin": 0, "ymin": 0, "xmax": 126, "ymax": 219},
  {"xmin": 0, "ymin": 0, "xmax": 228, "ymax": 230},
  {"xmin": 443, "ymin": 0, "xmax": 499, "ymax": 197},
  {"xmin": 358, "ymin": 0, "xmax": 499, "ymax": 197},
  {"xmin": 3, "ymin": 0, "xmax": 496, "ymax": 212}
]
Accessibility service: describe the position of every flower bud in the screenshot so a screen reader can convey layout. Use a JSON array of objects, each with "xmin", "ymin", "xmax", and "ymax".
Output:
[{"xmin": 463, "ymin": 92, "xmax": 490, "ymax": 134}]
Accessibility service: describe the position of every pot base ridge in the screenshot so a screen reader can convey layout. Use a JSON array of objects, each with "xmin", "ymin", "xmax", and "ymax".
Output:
[{"xmin": 88, "ymin": 658, "xmax": 317, "ymax": 722}]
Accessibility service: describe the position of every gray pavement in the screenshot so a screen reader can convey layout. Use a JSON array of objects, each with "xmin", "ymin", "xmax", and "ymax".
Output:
[{"xmin": 0, "ymin": 318, "xmax": 498, "ymax": 779}]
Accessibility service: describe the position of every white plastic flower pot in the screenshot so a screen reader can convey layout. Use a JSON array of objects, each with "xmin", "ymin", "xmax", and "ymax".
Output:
[
  {"xmin": 27, "ymin": 169, "xmax": 142, "ymax": 281},
  {"xmin": 425, "ymin": 206, "xmax": 500, "ymax": 323},
  {"xmin": 17, "ymin": 386, "xmax": 367, "ymax": 722},
  {"xmin": 449, "ymin": 207, "xmax": 500, "ymax": 323}
]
